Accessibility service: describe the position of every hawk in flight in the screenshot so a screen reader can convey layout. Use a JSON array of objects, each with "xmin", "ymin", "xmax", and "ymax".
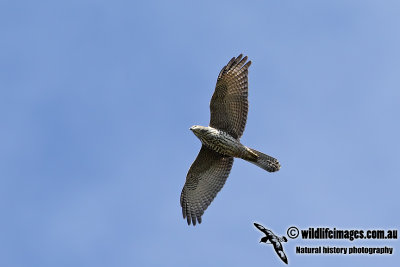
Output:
[{"xmin": 180, "ymin": 55, "xmax": 280, "ymax": 226}]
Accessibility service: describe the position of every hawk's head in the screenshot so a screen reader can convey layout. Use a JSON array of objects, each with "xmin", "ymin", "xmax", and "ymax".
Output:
[{"xmin": 190, "ymin": 125, "xmax": 208, "ymax": 138}]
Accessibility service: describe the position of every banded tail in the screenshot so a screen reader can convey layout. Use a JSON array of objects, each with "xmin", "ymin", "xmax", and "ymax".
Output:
[{"xmin": 245, "ymin": 148, "xmax": 280, "ymax": 172}]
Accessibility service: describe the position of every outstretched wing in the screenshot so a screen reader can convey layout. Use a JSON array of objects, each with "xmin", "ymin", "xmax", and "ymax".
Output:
[
  {"xmin": 254, "ymin": 222, "xmax": 270, "ymax": 235},
  {"xmin": 273, "ymin": 243, "xmax": 288, "ymax": 264},
  {"xmin": 180, "ymin": 146, "xmax": 234, "ymax": 225},
  {"xmin": 210, "ymin": 54, "xmax": 251, "ymax": 139}
]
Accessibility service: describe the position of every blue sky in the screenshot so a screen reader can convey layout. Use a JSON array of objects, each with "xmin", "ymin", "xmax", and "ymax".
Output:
[{"xmin": 1, "ymin": 0, "xmax": 399, "ymax": 266}]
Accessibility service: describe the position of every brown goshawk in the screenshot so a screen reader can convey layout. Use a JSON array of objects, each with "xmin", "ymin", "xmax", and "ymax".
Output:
[{"xmin": 180, "ymin": 54, "xmax": 280, "ymax": 226}]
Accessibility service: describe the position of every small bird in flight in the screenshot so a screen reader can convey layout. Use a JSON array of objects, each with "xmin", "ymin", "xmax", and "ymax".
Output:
[
  {"xmin": 180, "ymin": 54, "xmax": 281, "ymax": 226},
  {"xmin": 254, "ymin": 223, "xmax": 288, "ymax": 264}
]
